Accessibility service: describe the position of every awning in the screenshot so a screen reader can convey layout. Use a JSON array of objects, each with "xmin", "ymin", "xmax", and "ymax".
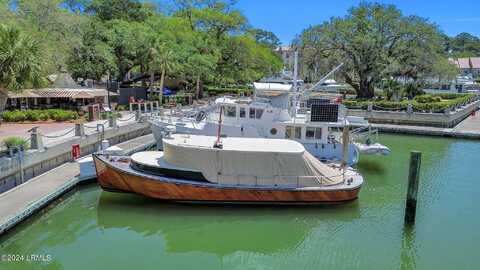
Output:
[{"xmin": 5, "ymin": 88, "xmax": 117, "ymax": 99}]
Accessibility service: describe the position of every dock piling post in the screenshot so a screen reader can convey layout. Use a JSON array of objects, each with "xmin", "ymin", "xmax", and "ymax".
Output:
[
  {"xmin": 29, "ymin": 127, "xmax": 43, "ymax": 151},
  {"xmin": 405, "ymin": 151, "xmax": 422, "ymax": 224},
  {"xmin": 75, "ymin": 123, "xmax": 85, "ymax": 137},
  {"xmin": 367, "ymin": 103, "xmax": 373, "ymax": 112},
  {"xmin": 135, "ymin": 110, "xmax": 140, "ymax": 121},
  {"xmin": 108, "ymin": 114, "xmax": 117, "ymax": 128}
]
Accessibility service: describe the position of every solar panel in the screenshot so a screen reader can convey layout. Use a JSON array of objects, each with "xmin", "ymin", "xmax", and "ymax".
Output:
[
  {"xmin": 306, "ymin": 98, "xmax": 330, "ymax": 108},
  {"xmin": 310, "ymin": 104, "xmax": 339, "ymax": 122}
]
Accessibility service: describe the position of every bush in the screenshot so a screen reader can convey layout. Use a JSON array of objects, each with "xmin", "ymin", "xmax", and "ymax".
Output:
[
  {"xmin": 344, "ymin": 93, "xmax": 475, "ymax": 113},
  {"xmin": 2, "ymin": 110, "xmax": 26, "ymax": 122},
  {"xmin": 2, "ymin": 136, "xmax": 29, "ymax": 150},
  {"xmin": 1, "ymin": 109, "xmax": 79, "ymax": 122},
  {"xmin": 414, "ymin": 94, "xmax": 441, "ymax": 103}
]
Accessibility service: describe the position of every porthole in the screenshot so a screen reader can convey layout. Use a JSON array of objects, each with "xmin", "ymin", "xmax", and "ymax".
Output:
[{"xmin": 270, "ymin": 128, "xmax": 278, "ymax": 135}]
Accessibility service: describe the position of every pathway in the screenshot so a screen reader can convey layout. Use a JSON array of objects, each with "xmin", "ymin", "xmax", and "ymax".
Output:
[{"xmin": 0, "ymin": 133, "xmax": 155, "ymax": 235}]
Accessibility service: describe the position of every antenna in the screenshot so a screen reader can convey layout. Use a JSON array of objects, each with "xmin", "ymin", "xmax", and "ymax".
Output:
[
  {"xmin": 293, "ymin": 49, "xmax": 298, "ymax": 92},
  {"xmin": 214, "ymin": 105, "xmax": 223, "ymax": 149}
]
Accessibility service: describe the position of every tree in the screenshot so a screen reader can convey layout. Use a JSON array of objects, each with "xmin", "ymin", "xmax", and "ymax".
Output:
[
  {"xmin": 15, "ymin": 0, "xmax": 87, "ymax": 73},
  {"xmin": 296, "ymin": 3, "xmax": 445, "ymax": 98},
  {"xmin": 86, "ymin": 0, "xmax": 154, "ymax": 22},
  {"xmin": 250, "ymin": 28, "xmax": 280, "ymax": 49},
  {"xmin": 104, "ymin": 19, "xmax": 155, "ymax": 82},
  {"xmin": 447, "ymin": 32, "xmax": 480, "ymax": 57},
  {"xmin": 0, "ymin": 24, "xmax": 45, "ymax": 111},
  {"xmin": 147, "ymin": 38, "xmax": 177, "ymax": 103},
  {"xmin": 67, "ymin": 41, "xmax": 115, "ymax": 81}
]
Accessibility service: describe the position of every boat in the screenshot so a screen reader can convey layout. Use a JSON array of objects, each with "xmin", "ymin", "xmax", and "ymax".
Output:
[
  {"xmin": 93, "ymin": 133, "xmax": 363, "ymax": 204},
  {"xmin": 150, "ymin": 95, "xmax": 362, "ymax": 165}
]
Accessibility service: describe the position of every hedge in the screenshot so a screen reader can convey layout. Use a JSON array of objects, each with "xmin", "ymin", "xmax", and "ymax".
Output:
[
  {"xmin": 2, "ymin": 109, "xmax": 79, "ymax": 122},
  {"xmin": 343, "ymin": 93, "xmax": 476, "ymax": 113}
]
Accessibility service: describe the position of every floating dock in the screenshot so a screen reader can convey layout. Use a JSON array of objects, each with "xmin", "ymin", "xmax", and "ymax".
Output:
[{"xmin": 0, "ymin": 134, "xmax": 155, "ymax": 235}]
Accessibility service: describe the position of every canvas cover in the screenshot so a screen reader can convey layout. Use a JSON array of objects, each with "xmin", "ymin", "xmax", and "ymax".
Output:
[{"xmin": 163, "ymin": 135, "xmax": 344, "ymax": 186}]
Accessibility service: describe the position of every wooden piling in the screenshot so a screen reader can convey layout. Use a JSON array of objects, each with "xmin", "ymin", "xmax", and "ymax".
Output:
[{"xmin": 405, "ymin": 151, "xmax": 422, "ymax": 224}]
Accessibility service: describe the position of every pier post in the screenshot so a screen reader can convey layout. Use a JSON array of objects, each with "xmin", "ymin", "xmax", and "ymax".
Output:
[
  {"xmin": 135, "ymin": 110, "xmax": 140, "ymax": 121},
  {"xmin": 407, "ymin": 104, "xmax": 413, "ymax": 114},
  {"xmin": 108, "ymin": 114, "xmax": 117, "ymax": 128},
  {"xmin": 405, "ymin": 151, "xmax": 422, "ymax": 224},
  {"xmin": 29, "ymin": 127, "xmax": 43, "ymax": 151},
  {"xmin": 75, "ymin": 123, "xmax": 85, "ymax": 137}
]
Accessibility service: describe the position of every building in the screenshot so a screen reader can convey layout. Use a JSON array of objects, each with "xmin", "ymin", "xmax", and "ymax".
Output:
[
  {"xmin": 1, "ymin": 72, "xmax": 117, "ymax": 111},
  {"xmin": 449, "ymin": 57, "xmax": 480, "ymax": 77},
  {"xmin": 276, "ymin": 46, "xmax": 295, "ymax": 68}
]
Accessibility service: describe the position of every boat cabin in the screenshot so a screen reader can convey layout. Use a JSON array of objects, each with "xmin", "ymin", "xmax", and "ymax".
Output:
[{"xmin": 213, "ymin": 96, "xmax": 347, "ymax": 145}]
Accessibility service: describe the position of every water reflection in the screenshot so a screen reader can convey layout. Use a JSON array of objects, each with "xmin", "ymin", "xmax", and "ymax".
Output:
[
  {"xmin": 96, "ymin": 191, "xmax": 361, "ymax": 256},
  {"xmin": 400, "ymin": 226, "xmax": 418, "ymax": 270}
]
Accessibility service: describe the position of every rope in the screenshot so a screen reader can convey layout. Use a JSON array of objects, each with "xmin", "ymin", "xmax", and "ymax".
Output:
[
  {"xmin": 84, "ymin": 120, "xmax": 108, "ymax": 128},
  {"xmin": 372, "ymin": 105, "xmax": 406, "ymax": 111},
  {"xmin": 42, "ymin": 128, "xmax": 75, "ymax": 138},
  {"xmin": 117, "ymin": 115, "xmax": 136, "ymax": 122}
]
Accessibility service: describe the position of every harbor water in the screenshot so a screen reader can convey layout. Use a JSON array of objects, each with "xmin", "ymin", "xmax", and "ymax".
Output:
[{"xmin": 1, "ymin": 134, "xmax": 479, "ymax": 269}]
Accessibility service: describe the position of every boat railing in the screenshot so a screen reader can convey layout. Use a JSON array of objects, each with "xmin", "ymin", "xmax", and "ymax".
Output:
[{"xmin": 221, "ymin": 174, "xmax": 345, "ymax": 187}]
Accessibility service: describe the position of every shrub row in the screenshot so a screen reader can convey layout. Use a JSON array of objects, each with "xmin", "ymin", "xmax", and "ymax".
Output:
[
  {"xmin": 2, "ymin": 109, "xmax": 79, "ymax": 122},
  {"xmin": 344, "ymin": 93, "xmax": 476, "ymax": 113}
]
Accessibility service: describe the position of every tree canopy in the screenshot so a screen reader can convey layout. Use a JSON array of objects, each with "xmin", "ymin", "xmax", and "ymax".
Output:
[
  {"xmin": 0, "ymin": 0, "xmax": 282, "ymax": 98},
  {"xmin": 295, "ymin": 2, "xmax": 458, "ymax": 98}
]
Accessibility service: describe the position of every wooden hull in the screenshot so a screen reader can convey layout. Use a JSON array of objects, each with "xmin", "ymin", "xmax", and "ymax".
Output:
[{"xmin": 93, "ymin": 155, "xmax": 361, "ymax": 204}]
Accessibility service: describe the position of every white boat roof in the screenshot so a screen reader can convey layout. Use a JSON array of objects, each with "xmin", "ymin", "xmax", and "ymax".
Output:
[
  {"xmin": 165, "ymin": 134, "xmax": 305, "ymax": 153},
  {"xmin": 254, "ymin": 82, "xmax": 292, "ymax": 92}
]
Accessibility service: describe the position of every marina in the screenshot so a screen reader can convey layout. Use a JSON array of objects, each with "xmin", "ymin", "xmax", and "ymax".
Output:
[
  {"xmin": 0, "ymin": 0, "xmax": 480, "ymax": 269},
  {"xmin": 1, "ymin": 134, "xmax": 479, "ymax": 269}
]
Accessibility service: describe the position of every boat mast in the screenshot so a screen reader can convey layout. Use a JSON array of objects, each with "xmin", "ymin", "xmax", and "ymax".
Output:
[
  {"xmin": 341, "ymin": 121, "xmax": 350, "ymax": 176},
  {"xmin": 293, "ymin": 49, "xmax": 298, "ymax": 92},
  {"xmin": 214, "ymin": 105, "xmax": 223, "ymax": 149},
  {"xmin": 292, "ymin": 49, "xmax": 298, "ymax": 131}
]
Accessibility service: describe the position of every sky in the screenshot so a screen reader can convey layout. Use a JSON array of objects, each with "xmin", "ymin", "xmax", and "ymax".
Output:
[{"xmin": 234, "ymin": 0, "xmax": 480, "ymax": 45}]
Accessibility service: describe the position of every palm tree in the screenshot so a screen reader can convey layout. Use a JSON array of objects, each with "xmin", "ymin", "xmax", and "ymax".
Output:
[
  {"xmin": 147, "ymin": 40, "xmax": 175, "ymax": 105},
  {"xmin": 0, "ymin": 24, "xmax": 45, "ymax": 111}
]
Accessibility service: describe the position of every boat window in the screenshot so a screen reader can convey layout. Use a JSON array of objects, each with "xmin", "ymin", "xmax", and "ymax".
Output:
[
  {"xmin": 224, "ymin": 106, "xmax": 236, "ymax": 117},
  {"xmin": 255, "ymin": 109, "xmax": 264, "ymax": 119},
  {"xmin": 294, "ymin": 127, "xmax": 301, "ymax": 139},
  {"xmin": 285, "ymin": 126, "xmax": 293, "ymax": 138},
  {"xmin": 270, "ymin": 128, "xmax": 277, "ymax": 135},
  {"xmin": 249, "ymin": 108, "xmax": 255, "ymax": 119},
  {"xmin": 239, "ymin": 107, "xmax": 246, "ymax": 118},
  {"xmin": 306, "ymin": 127, "xmax": 315, "ymax": 139},
  {"xmin": 315, "ymin": 127, "xmax": 322, "ymax": 139}
]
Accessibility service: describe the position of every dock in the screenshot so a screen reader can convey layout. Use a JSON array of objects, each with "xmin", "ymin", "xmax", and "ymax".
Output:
[
  {"xmin": 0, "ymin": 134, "xmax": 155, "ymax": 235},
  {"xmin": 373, "ymin": 113, "xmax": 480, "ymax": 139}
]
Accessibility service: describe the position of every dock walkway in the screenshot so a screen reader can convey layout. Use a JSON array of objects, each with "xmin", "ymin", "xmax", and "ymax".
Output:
[
  {"xmin": 0, "ymin": 134, "xmax": 155, "ymax": 235},
  {"xmin": 372, "ymin": 113, "xmax": 480, "ymax": 139}
]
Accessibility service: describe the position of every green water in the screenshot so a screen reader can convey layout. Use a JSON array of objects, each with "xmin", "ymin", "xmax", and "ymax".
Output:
[{"xmin": 1, "ymin": 134, "xmax": 480, "ymax": 270}]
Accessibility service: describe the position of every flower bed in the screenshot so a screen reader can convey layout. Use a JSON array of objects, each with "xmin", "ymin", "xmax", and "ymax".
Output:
[
  {"xmin": 343, "ymin": 93, "xmax": 477, "ymax": 113},
  {"xmin": 2, "ymin": 109, "xmax": 79, "ymax": 122}
]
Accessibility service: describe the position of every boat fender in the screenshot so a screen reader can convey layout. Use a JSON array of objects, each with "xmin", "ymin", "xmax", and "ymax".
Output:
[
  {"xmin": 195, "ymin": 111, "xmax": 207, "ymax": 122},
  {"xmin": 315, "ymin": 143, "xmax": 318, "ymax": 149},
  {"xmin": 321, "ymin": 144, "xmax": 325, "ymax": 149},
  {"xmin": 366, "ymin": 138, "xmax": 372, "ymax": 146}
]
